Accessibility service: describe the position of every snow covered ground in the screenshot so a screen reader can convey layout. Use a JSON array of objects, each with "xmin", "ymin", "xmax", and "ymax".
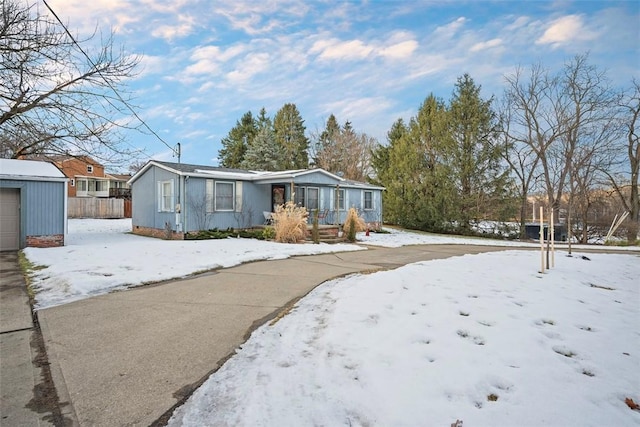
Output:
[
  {"xmin": 168, "ymin": 250, "xmax": 640, "ymax": 427},
  {"xmin": 23, "ymin": 219, "xmax": 363, "ymax": 310},
  {"xmin": 21, "ymin": 219, "xmax": 640, "ymax": 425},
  {"xmin": 23, "ymin": 219, "xmax": 636, "ymax": 310}
]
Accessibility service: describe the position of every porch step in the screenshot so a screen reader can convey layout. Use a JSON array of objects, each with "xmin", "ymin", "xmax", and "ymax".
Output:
[{"xmin": 306, "ymin": 225, "xmax": 345, "ymax": 244}]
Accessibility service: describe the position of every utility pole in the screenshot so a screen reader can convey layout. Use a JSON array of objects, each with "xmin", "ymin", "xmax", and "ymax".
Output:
[{"xmin": 175, "ymin": 142, "xmax": 181, "ymax": 164}]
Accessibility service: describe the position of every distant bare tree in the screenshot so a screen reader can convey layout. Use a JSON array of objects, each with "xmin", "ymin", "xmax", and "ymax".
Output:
[
  {"xmin": 0, "ymin": 0, "xmax": 140, "ymax": 163},
  {"xmin": 504, "ymin": 54, "xmax": 622, "ymax": 230},
  {"xmin": 311, "ymin": 117, "xmax": 378, "ymax": 181},
  {"xmin": 498, "ymin": 94, "xmax": 541, "ymax": 238},
  {"xmin": 599, "ymin": 79, "xmax": 640, "ymax": 242},
  {"xmin": 128, "ymin": 160, "xmax": 147, "ymax": 174}
]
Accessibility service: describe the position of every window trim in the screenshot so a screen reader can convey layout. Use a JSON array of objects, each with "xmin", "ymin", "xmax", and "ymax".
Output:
[
  {"xmin": 87, "ymin": 165, "xmax": 94, "ymax": 173},
  {"xmin": 77, "ymin": 179, "xmax": 87, "ymax": 192},
  {"xmin": 158, "ymin": 179, "xmax": 174, "ymax": 212},
  {"xmin": 363, "ymin": 190, "xmax": 373, "ymax": 210},
  {"xmin": 295, "ymin": 186, "xmax": 320, "ymax": 210},
  {"xmin": 294, "ymin": 186, "xmax": 306, "ymax": 207},
  {"xmin": 70, "ymin": 178, "xmax": 75, "ymax": 187},
  {"xmin": 214, "ymin": 181, "xmax": 235, "ymax": 212},
  {"xmin": 306, "ymin": 187, "xmax": 319, "ymax": 211},
  {"xmin": 335, "ymin": 188, "xmax": 345, "ymax": 210}
]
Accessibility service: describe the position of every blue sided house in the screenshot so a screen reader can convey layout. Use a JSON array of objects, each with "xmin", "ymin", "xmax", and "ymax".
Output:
[{"xmin": 128, "ymin": 161, "xmax": 384, "ymax": 239}]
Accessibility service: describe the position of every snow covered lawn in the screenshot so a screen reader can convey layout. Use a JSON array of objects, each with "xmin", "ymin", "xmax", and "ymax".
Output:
[
  {"xmin": 23, "ymin": 219, "xmax": 364, "ymax": 310},
  {"xmin": 169, "ymin": 250, "xmax": 640, "ymax": 427}
]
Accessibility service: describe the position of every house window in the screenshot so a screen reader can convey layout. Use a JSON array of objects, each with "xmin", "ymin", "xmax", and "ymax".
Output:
[
  {"xmin": 95, "ymin": 180, "xmax": 107, "ymax": 192},
  {"xmin": 87, "ymin": 165, "xmax": 93, "ymax": 173},
  {"xmin": 294, "ymin": 186, "xmax": 306, "ymax": 207},
  {"xmin": 364, "ymin": 191, "xmax": 373, "ymax": 210},
  {"xmin": 294, "ymin": 186, "xmax": 319, "ymax": 210},
  {"xmin": 77, "ymin": 179, "xmax": 87, "ymax": 192},
  {"xmin": 215, "ymin": 181, "xmax": 234, "ymax": 211},
  {"xmin": 307, "ymin": 187, "xmax": 319, "ymax": 210},
  {"xmin": 70, "ymin": 179, "xmax": 75, "ymax": 187},
  {"xmin": 335, "ymin": 189, "xmax": 345, "ymax": 210},
  {"xmin": 158, "ymin": 180, "xmax": 174, "ymax": 212}
]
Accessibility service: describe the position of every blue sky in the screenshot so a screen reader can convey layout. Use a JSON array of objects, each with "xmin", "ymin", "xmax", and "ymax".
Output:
[{"xmin": 46, "ymin": 0, "xmax": 639, "ymax": 169}]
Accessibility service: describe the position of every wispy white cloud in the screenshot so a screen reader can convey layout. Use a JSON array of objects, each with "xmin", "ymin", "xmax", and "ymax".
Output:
[
  {"xmin": 504, "ymin": 16, "xmax": 531, "ymax": 31},
  {"xmin": 470, "ymin": 38, "xmax": 503, "ymax": 53},
  {"xmin": 226, "ymin": 52, "xmax": 272, "ymax": 84},
  {"xmin": 310, "ymin": 31, "xmax": 419, "ymax": 62},
  {"xmin": 536, "ymin": 14, "xmax": 596, "ymax": 47},
  {"xmin": 213, "ymin": 0, "xmax": 309, "ymax": 35},
  {"xmin": 151, "ymin": 14, "xmax": 196, "ymax": 41},
  {"xmin": 311, "ymin": 39, "xmax": 374, "ymax": 61},
  {"xmin": 434, "ymin": 17, "xmax": 467, "ymax": 38}
]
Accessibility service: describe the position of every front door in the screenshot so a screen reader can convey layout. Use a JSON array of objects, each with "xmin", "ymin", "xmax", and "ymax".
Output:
[{"xmin": 271, "ymin": 185, "xmax": 285, "ymax": 211}]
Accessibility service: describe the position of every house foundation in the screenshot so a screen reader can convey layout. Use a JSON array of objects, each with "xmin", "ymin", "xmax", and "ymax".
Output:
[
  {"xmin": 132, "ymin": 225, "xmax": 184, "ymax": 240},
  {"xmin": 26, "ymin": 235, "xmax": 64, "ymax": 248}
]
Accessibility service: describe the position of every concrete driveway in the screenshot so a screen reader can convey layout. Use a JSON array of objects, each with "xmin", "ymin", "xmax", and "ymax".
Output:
[{"xmin": 37, "ymin": 244, "xmax": 507, "ymax": 426}]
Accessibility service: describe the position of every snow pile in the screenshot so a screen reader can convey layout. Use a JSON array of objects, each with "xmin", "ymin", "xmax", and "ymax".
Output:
[{"xmin": 168, "ymin": 250, "xmax": 640, "ymax": 427}]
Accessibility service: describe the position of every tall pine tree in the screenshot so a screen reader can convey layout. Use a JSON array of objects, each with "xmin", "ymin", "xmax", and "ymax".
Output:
[
  {"xmin": 241, "ymin": 127, "xmax": 283, "ymax": 171},
  {"xmin": 448, "ymin": 74, "xmax": 513, "ymax": 231},
  {"xmin": 218, "ymin": 111, "xmax": 257, "ymax": 168},
  {"xmin": 274, "ymin": 103, "xmax": 309, "ymax": 169}
]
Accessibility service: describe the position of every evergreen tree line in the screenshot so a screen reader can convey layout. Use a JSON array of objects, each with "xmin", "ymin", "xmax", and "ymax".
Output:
[
  {"xmin": 371, "ymin": 55, "xmax": 638, "ymax": 242},
  {"xmin": 371, "ymin": 74, "xmax": 514, "ymax": 234},
  {"xmin": 218, "ymin": 104, "xmax": 378, "ymax": 182},
  {"xmin": 218, "ymin": 104, "xmax": 310, "ymax": 171},
  {"xmin": 218, "ymin": 54, "xmax": 638, "ymax": 242}
]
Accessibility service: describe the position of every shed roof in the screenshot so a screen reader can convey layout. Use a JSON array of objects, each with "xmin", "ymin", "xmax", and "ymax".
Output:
[{"xmin": 0, "ymin": 159, "xmax": 68, "ymax": 182}]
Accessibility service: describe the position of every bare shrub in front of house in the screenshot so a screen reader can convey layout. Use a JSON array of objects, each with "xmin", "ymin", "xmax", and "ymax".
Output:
[
  {"xmin": 343, "ymin": 207, "xmax": 366, "ymax": 242},
  {"xmin": 272, "ymin": 201, "xmax": 308, "ymax": 243}
]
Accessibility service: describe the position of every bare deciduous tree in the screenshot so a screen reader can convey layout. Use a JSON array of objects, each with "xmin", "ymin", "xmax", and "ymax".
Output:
[
  {"xmin": 504, "ymin": 54, "xmax": 623, "ymax": 240},
  {"xmin": 0, "ymin": 0, "xmax": 140, "ymax": 163},
  {"xmin": 599, "ymin": 79, "xmax": 640, "ymax": 242},
  {"xmin": 311, "ymin": 118, "xmax": 378, "ymax": 182}
]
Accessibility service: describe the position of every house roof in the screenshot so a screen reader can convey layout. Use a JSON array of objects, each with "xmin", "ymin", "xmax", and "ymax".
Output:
[
  {"xmin": 341, "ymin": 179, "xmax": 385, "ymax": 191},
  {"xmin": 106, "ymin": 173, "xmax": 132, "ymax": 181},
  {"xmin": 0, "ymin": 159, "xmax": 68, "ymax": 182},
  {"xmin": 129, "ymin": 160, "xmax": 384, "ymax": 190},
  {"xmin": 28, "ymin": 154, "xmax": 104, "ymax": 167}
]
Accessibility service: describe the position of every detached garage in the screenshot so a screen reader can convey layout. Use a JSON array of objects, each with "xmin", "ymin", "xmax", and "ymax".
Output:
[{"xmin": 0, "ymin": 159, "xmax": 68, "ymax": 251}]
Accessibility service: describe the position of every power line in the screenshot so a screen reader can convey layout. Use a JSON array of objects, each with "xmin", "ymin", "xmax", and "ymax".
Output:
[{"xmin": 41, "ymin": 0, "xmax": 180, "ymax": 159}]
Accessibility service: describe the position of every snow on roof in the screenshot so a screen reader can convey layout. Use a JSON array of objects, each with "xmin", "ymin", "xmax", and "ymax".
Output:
[{"xmin": 0, "ymin": 159, "xmax": 67, "ymax": 181}]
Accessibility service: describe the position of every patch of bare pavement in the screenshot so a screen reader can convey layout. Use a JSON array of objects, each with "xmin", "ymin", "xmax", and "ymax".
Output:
[
  {"xmin": 0, "ymin": 252, "xmax": 72, "ymax": 427},
  {"xmin": 34, "ymin": 244, "xmax": 633, "ymax": 426}
]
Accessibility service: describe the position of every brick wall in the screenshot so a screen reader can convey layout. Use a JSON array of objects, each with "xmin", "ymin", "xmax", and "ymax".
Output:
[
  {"xmin": 26, "ymin": 234, "xmax": 64, "ymax": 248},
  {"xmin": 55, "ymin": 157, "xmax": 105, "ymax": 197},
  {"xmin": 132, "ymin": 225, "xmax": 184, "ymax": 240}
]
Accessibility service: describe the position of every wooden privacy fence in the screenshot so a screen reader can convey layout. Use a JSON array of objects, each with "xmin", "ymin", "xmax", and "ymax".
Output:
[{"xmin": 68, "ymin": 197, "xmax": 130, "ymax": 219}]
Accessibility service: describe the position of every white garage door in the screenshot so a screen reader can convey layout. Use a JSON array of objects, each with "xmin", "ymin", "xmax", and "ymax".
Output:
[{"xmin": 0, "ymin": 188, "xmax": 20, "ymax": 251}]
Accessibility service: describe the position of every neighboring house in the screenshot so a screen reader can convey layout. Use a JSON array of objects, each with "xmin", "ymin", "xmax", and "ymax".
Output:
[
  {"xmin": 0, "ymin": 159, "xmax": 68, "ymax": 250},
  {"xmin": 106, "ymin": 173, "xmax": 132, "ymax": 199},
  {"xmin": 44, "ymin": 155, "xmax": 130, "ymax": 198},
  {"xmin": 128, "ymin": 161, "xmax": 384, "ymax": 239}
]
